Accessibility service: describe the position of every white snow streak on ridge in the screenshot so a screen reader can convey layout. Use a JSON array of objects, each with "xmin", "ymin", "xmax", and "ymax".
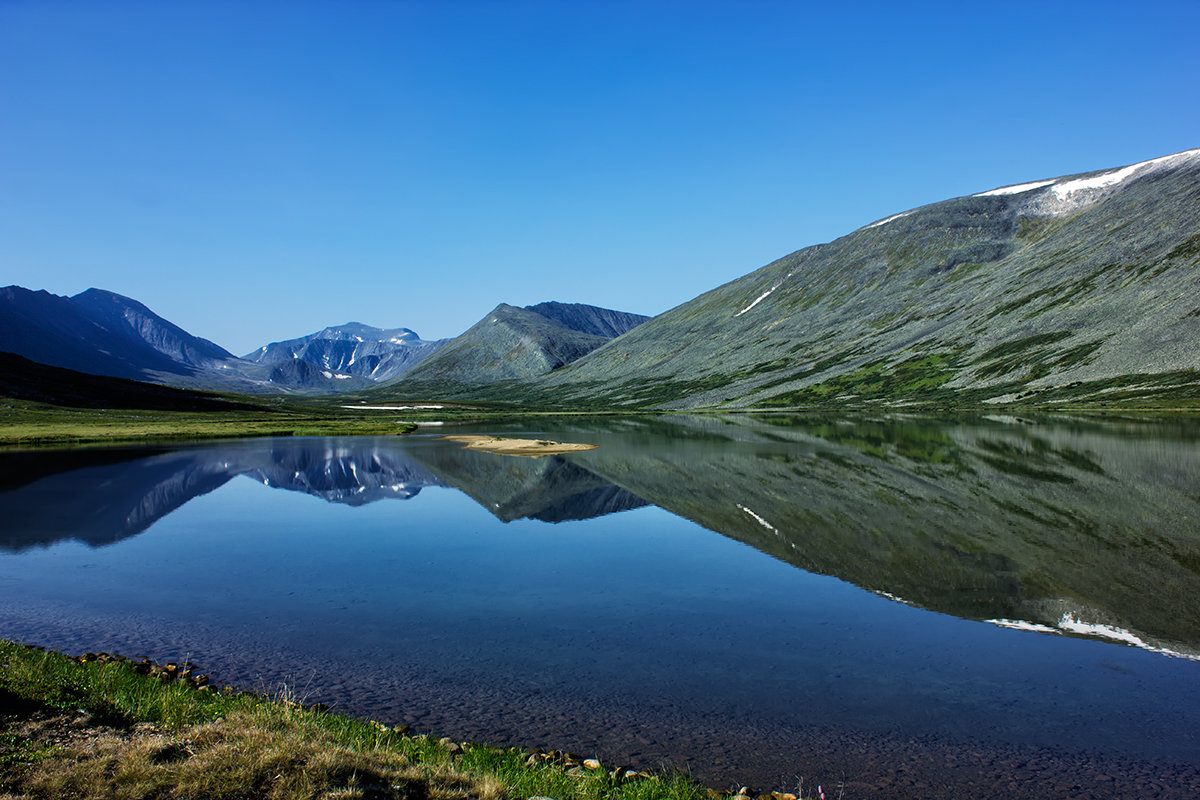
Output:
[
  {"xmin": 734, "ymin": 265, "xmax": 804, "ymax": 318},
  {"xmin": 734, "ymin": 286, "xmax": 777, "ymax": 317},
  {"xmin": 975, "ymin": 179, "xmax": 1055, "ymax": 197},
  {"xmin": 866, "ymin": 210, "xmax": 913, "ymax": 228},
  {"xmin": 976, "ymin": 147, "xmax": 1200, "ymax": 199},
  {"xmin": 1051, "ymin": 163, "xmax": 1143, "ymax": 198},
  {"xmin": 737, "ymin": 504, "xmax": 779, "ymax": 533}
]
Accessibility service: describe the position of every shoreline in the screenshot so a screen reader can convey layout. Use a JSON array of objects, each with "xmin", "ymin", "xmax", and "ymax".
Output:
[
  {"xmin": 0, "ymin": 640, "xmax": 771, "ymax": 800},
  {"xmin": 4, "ymin": 640, "xmax": 1198, "ymax": 800}
]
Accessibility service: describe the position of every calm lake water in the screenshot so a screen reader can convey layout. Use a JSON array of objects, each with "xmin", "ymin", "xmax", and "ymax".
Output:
[{"xmin": 2, "ymin": 414, "xmax": 1199, "ymax": 799}]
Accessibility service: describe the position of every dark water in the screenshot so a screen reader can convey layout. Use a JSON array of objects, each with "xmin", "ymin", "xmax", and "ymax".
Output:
[{"xmin": 2, "ymin": 414, "xmax": 1199, "ymax": 799}]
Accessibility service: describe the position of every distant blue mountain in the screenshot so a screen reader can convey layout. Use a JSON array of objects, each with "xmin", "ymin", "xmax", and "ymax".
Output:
[
  {"xmin": 243, "ymin": 322, "xmax": 448, "ymax": 388},
  {"xmin": 0, "ymin": 285, "xmax": 240, "ymax": 385}
]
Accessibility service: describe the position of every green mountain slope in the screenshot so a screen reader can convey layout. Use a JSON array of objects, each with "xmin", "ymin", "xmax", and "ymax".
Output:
[
  {"xmin": 513, "ymin": 149, "xmax": 1200, "ymax": 409},
  {"xmin": 390, "ymin": 302, "xmax": 645, "ymax": 391}
]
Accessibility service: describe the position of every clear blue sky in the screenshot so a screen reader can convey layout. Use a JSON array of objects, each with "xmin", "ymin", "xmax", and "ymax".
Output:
[{"xmin": 2, "ymin": 0, "xmax": 1198, "ymax": 355}]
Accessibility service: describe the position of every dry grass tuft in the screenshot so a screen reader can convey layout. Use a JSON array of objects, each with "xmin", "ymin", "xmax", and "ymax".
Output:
[{"xmin": 16, "ymin": 708, "xmax": 491, "ymax": 800}]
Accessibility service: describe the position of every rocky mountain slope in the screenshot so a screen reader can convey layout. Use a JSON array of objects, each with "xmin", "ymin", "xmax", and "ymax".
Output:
[
  {"xmin": 523, "ymin": 301, "xmax": 649, "ymax": 338},
  {"xmin": 0, "ymin": 286, "xmax": 245, "ymax": 388},
  {"xmin": 244, "ymin": 322, "xmax": 448, "ymax": 390},
  {"xmin": 484, "ymin": 148, "xmax": 1200, "ymax": 409},
  {"xmin": 392, "ymin": 302, "xmax": 650, "ymax": 388}
]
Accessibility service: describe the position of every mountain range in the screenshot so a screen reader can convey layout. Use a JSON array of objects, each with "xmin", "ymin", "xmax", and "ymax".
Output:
[
  {"xmin": 3, "ymin": 147, "xmax": 1198, "ymax": 408},
  {"xmin": 0, "ymin": 285, "xmax": 646, "ymax": 397}
]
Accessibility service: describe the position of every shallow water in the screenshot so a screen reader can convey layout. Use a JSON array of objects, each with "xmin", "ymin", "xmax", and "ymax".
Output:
[{"xmin": 2, "ymin": 414, "xmax": 1199, "ymax": 798}]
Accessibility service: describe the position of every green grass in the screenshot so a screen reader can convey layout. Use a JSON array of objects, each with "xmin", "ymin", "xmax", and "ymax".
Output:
[
  {"xmin": 0, "ymin": 641, "xmax": 760, "ymax": 800},
  {"xmin": 0, "ymin": 399, "xmax": 424, "ymax": 447},
  {"xmin": 755, "ymin": 353, "xmax": 959, "ymax": 408}
]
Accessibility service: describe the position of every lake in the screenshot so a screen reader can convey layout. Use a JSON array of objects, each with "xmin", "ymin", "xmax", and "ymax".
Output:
[{"xmin": 2, "ymin": 413, "xmax": 1199, "ymax": 799}]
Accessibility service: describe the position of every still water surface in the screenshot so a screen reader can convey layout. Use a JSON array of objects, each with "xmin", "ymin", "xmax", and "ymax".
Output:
[{"xmin": 2, "ymin": 414, "xmax": 1199, "ymax": 798}]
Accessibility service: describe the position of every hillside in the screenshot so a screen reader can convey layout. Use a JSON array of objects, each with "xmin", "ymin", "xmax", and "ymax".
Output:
[
  {"xmin": 0, "ymin": 287, "xmax": 243, "ymax": 387},
  {"xmin": 391, "ymin": 302, "xmax": 649, "ymax": 389},
  {"xmin": 486, "ymin": 149, "xmax": 1200, "ymax": 410},
  {"xmin": 0, "ymin": 352, "xmax": 260, "ymax": 412}
]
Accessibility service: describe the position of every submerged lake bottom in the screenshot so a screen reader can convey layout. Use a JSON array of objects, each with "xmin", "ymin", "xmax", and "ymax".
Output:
[{"xmin": 2, "ymin": 415, "xmax": 1200, "ymax": 799}]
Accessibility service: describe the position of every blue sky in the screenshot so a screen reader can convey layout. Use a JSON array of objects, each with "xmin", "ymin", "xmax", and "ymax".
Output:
[{"xmin": 2, "ymin": 0, "xmax": 1198, "ymax": 355}]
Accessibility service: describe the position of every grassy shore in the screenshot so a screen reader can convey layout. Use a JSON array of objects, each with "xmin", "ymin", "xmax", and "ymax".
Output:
[
  {"xmin": 0, "ymin": 400, "xmax": 436, "ymax": 447},
  {"xmin": 0, "ymin": 641, "xmax": 788, "ymax": 800}
]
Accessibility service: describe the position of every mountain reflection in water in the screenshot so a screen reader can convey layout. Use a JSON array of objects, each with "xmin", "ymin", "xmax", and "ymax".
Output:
[
  {"xmin": 4, "ymin": 415, "xmax": 1200, "ymax": 797},
  {"xmin": 3, "ymin": 413, "xmax": 1200, "ymax": 659}
]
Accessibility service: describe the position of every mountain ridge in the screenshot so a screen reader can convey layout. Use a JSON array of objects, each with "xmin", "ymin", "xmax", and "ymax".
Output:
[{"xmin": 502, "ymin": 147, "xmax": 1200, "ymax": 409}]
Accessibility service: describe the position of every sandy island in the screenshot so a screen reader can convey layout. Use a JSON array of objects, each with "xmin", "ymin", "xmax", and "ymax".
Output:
[{"xmin": 441, "ymin": 434, "xmax": 597, "ymax": 458}]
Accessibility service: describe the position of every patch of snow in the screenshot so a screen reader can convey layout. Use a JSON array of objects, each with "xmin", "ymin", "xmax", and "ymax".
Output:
[
  {"xmin": 333, "ymin": 373, "xmax": 352, "ymax": 380},
  {"xmin": 974, "ymin": 179, "xmax": 1056, "ymax": 197},
  {"xmin": 865, "ymin": 210, "xmax": 913, "ymax": 228},
  {"xmin": 988, "ymin": 618, "xmax": 1057, "ymax": 633},
  {"xmin": 1053, "ymin": 148, "xmax": 1200, "ymax": 200},
  {"xmin": 734, "ymin": 286, "xmax": 777, "ymax": 317},
  {"xmin": 1051, "ymin": 164, "xmax": 1143, "ymax": 199},
  {"xmin": 976, "ymin": 148, "xmax": 1200, "ymax": 209},
  {"xmin": 1058, "ymin": 612, "xmax": 1146, "ymax": 647},
  {"xmin": 736, "ymin": 503, "xmax": 779, "ymax": 534},
  {"xmin": 321, "ymin": 370, "xmax": 333, "ymax": 378},
  {"xmin": 354, "ymin": 335, "xmax": 364, "ymax": 342}
]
